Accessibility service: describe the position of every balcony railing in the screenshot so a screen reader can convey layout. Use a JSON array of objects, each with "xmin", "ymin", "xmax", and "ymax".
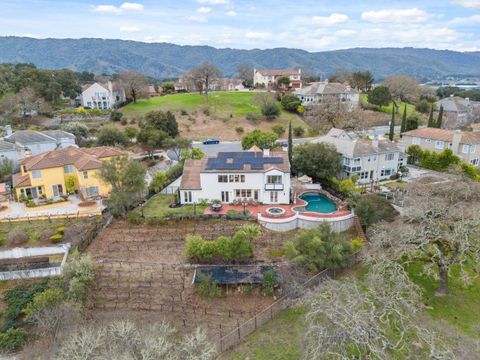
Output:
[{"xmin": 265, "ymin": 183, "xmax": 284, "ymax": 191}]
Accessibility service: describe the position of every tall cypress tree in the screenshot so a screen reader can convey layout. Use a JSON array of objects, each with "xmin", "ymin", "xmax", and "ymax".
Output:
[
  {"xmin": 389, "ymin": 104, "xmax": 395, "ymax": 141},
  {"xmin": 427, "ymin": 104, "xmax": 435, "ymax": 127},
  {"xmin": 288, "ymin": 120, "xmax": 293, "ymax": 173},
  {"xmin": 400, "ymin": 103, "xmax": 407, "ymax": 134},
  {"xmin": 437, "ymin": 105, "xmax": 444, "ymax": 129}
]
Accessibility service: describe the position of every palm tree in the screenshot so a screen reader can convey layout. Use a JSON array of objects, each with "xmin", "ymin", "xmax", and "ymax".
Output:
[{"xmin": 238, "ymin": 224, "xmax": 261, "ymax": 242}]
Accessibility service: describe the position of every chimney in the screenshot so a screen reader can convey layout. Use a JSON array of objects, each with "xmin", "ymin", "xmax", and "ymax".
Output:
[
  {"xmin": 452, "ymin": 129, "xmax": 461, "ymax": 154},
  {"xmin": 5, "ymin": 125, "xmax": 12, "ymax": 136},
  {"xmin": 465, "ymin": 97, "xmax": 470, "ymax": 105},
  {"xmin": 263, "ymin": 146, "xmax": 270, "ymax": 157},
  {"xmin": 108, "ymin": 80, "xmax": 113, "ymax": 95},
  {"xmin": 25, "ymin": 148, "xmax": 31, "ymax": 158},
  {"xmin": 372, "ymin": 135, "xmax": 379, "ymax": 148}
]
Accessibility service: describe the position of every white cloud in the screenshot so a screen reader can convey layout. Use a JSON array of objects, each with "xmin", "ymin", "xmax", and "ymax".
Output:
[
  {"xmin": 186, "ymin": 15, "xmax": 208, "ymax": 23},
  {"xmin": 245, "ymin": 31, "xmax": 272, "ymax": 40},
  {"xmin": 453, "ymin": 0, "xmax": 480, "ymax": 8},
  {"xmin": 120, "ymin": 26, "xmax": 141, "ymax": 32},
  {"xmin": 303, "ymin": 36, "xmax": 338, "ymax": 50},
  {"xmin": 197, "ymin": 7, "xmax": 211, "ymax": 14},
  {"xmin": 196, "ymin": 0, "xmax": 229, "ymax": 4},
  {"xmin": 225, "ymin": 10, "xmax": 237, "ymax": 16},
  {"xmin": 92, "ymin": 2, "xmax": 143, "ymax": 14},
  {"xmin": 334, "ymin": 29, "xmax": 357, "ymax": 37},
  {"xmin": 362, "ymin": 8, "xmax": 430, "ymax": 23},
  {"xmin": 449, "ymin": 14, "xmax": 480, "ymax": 25},
  {"xmin": 311, "ymin": 13, "xmax": 349, "ymax": 25},
  {"xmin": 92, "ymin": 5, "xmax": 121, "ymax": 14},
  {"xmin": 120, "ymin": 2, "xmax": 144, "ymax": 11}
]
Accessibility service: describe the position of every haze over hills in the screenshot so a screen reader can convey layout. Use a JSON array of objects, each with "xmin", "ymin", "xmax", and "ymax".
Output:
[{"xmin": 1, "ymin": 36, "xmax": 480, "ymax": 81}]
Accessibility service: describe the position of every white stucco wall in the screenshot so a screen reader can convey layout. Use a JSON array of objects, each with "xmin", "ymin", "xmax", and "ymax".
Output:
[
  {"xmin": 180, "ymin": 169, "xmax": 291, "ymax": 205},
  {"xmin": 80, "ymin": 83, "xmax": 113, "ymax": 109}
]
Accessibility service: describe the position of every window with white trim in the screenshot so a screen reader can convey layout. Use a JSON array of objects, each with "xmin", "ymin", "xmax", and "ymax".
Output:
[
  {"xmin": 82, "ymin": 171, "xmax": 88, "ymax": 179},
  {"xmin": 435, "ymin": 140, "xmax": 444, "ymax": 150},
  {"xmin": 267, "ymin": 175, "xmax": 282, "ymax": 184},
  {"xmin": 462, "ymin": 144, "xmax": 469, "ymax": 154},
  {"xmin": 470, "ymin": 145, "xmax": 477, "ymax": 154},
  {"xmin": 384, "ymin": 153, "xmax": 394, "ymax": 161},
  {"xmin": 32, "ymin": 170, "xmax": 41, "ymax": 179},
  {"xmin": 64, "ymin": 165, "xmax": 74, "ymax": 174},
  {"xmin": 218, "ymin": 175, "xmax": 228, "ymax": 183},
  {"xmin": 412, "ymin": 137, "xmax": 420, "ymax": 145}
]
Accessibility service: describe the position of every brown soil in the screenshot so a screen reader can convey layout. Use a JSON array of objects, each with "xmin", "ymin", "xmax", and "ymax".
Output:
[{"xmin": 87, "ymin": 220, "xmax": 294, "ymax": 340}]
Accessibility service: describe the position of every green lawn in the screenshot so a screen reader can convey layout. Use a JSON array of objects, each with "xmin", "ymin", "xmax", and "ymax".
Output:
[
  {"xmin": 122, "ymin": 92, "xmax": 286, "ymax": 118},
  {"xmin": 360, "ymin": 94, "xmax": 416, "ymax": 116},
  {"xmin": 407, "ymin": 262, "xmax": 480, "ymax": 338},
  {"xmin": 139, "ymin": 194, "xmax": 208, "ymax": 219},
  {"xmin": 0, "ymin": 219, "xmax": 76, "ymax": 247},
  {"xmin": 225, "ymin": 306, "xmax": 307, "ymax": 360}
]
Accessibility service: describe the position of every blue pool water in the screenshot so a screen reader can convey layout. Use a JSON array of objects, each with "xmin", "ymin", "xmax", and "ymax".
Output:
[{"xmin": 300, "ymin": 192, "xmax": 337, "ymax": 213}]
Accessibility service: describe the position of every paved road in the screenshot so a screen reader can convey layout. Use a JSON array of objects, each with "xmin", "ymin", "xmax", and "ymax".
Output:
[{"xmin": 167, "ymin": 125, "xmax": 402, "ymax": 159}]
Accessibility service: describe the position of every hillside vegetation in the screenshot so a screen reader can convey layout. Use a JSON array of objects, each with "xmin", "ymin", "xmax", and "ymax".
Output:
[
  {"xmin": 120, "ymin": 92, "xmax": 308, "ymax": 140},
  {"xmin": 1, "ymin": 37, "xmax": 480, "ymax": 80}
]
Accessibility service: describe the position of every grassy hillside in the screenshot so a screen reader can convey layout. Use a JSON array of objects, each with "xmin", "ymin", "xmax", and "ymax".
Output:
[
  {"xmin": 224, "ymin": 267, "xmax": 480, "ymax": 359},
  {"xmin": 359, "ymin": 93, "xmax": 416, "ymax": 116},
  {"xmin": 120, "ymin": 92, "xmax": 308, "ymax": 141}
]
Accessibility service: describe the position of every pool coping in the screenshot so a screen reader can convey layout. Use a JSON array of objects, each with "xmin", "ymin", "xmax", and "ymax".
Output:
[{"xmin": 291, "ymin": 190, "xmax": 349, "ymax": 218}]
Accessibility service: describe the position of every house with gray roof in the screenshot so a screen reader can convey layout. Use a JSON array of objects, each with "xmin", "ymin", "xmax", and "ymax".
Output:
[
  {"xmin": 313, "ymin": 128, "xmax": 407, "ymax": 183},
  {"xmin": 436, "ymin": 96, "xmax": 480, "ymax": 128},
  {"xmin": 294, "ymin": 81, "xmax": 359, "ymax": 110}
]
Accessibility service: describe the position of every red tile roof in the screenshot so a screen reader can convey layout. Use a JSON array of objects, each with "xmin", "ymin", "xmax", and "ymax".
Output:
[
  {"xmin": 12, "ymin": 173, "xmax": 31, "ymax": 188},
  {"xmin": 403, "ymin": 127, "xmax": 480, "ymax": 145}
]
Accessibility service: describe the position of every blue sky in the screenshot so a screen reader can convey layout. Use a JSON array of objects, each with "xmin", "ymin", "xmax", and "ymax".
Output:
[{"xmin": 1, "ymin": 0, "xmax": 479, "ymax": 51}]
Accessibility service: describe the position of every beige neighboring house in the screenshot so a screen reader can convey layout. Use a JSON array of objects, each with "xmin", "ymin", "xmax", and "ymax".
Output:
[
  {"xmin": 314, "ymin": 128, "xmax": 408, "ymax": 184},
  {"xmin": 401, "ymin": 127, "xmax": 480, "ymax": 166},
  {"xmin": 435, "ymin": 96, "xmax": 480, "ymax": 128},
  {"xmin": 253, "ymin": 68, "xmax": 302, "ymax": 89},
  {"xmin": 209, "ymin": 78, "xmax": 245, "ymax": 91},
  {"xmin": 294, "ymin": 80, "xmax": 360, "ymax": 110}
]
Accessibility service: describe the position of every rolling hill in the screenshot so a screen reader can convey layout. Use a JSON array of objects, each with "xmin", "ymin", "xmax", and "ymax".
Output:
[{"xmin": 1, "ymin": 36, "xmax": 479, "ymax": 81}]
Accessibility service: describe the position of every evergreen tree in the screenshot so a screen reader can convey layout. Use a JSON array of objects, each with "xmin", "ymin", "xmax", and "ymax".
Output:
[
  {"xmin": 288, "ymin": 120, "xmax": 293, "ymax": 174},
  {"xmin": 437, "ymin": 105, "xmax": 444, "ymax": 128},
  {"xmin": 389, "ymin": 104, "xmax": 395, "ymax": 141},
  {"xmin": 400, "ymin": 103, "xmax": 407, "ymax": 134},
  {"xmin": 427, "ymin": 104, "xmax": 435, "ymax": 127}
]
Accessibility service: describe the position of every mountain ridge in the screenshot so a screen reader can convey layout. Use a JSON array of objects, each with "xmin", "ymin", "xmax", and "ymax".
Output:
[{"xmin": 1, "ymin": 36, "xmax": 479, "ymax": 81}]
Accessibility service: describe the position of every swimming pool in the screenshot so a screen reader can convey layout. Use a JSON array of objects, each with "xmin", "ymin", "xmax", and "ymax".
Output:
[{"xmin": 299, "ymin": 192, "xmax": 337, "ymax": 214}]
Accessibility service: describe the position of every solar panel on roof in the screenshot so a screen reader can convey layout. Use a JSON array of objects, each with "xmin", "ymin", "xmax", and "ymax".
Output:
[{"xmin": 206, "ymin": 152, "xmax": 284, "ymax": 170}]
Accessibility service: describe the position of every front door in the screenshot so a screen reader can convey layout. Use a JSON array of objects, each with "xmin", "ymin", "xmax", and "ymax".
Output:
[
  {"xmin": 52, "ymin": 184, "xmax": 64, "ymax": 197},
  {"xmin": 270, "ymin": 191, "xmax": 278, "ymax": 203},
  {"xmin": 221, "ymin": 191, "xmax": 229, "ymax": 203}
]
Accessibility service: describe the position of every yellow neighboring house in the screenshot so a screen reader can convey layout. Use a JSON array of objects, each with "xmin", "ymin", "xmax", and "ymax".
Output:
[{"xmin": 12, "ymin": 146, "xmax": 125, "ymax": 201}]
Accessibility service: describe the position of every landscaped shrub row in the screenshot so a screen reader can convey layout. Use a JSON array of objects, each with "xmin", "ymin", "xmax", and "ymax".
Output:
[{"xmin": 185, "ymin": 224, "xmax": 260, "ymax": 263}]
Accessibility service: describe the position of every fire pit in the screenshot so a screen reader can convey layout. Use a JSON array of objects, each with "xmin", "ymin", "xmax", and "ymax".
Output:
[
  {"xmin": 211, "ymin": 203, "xmax": 223, "ymax": 212},
  {"xmin": 265, "ymin": 207, "xmax": 286, "ymax": 217}
]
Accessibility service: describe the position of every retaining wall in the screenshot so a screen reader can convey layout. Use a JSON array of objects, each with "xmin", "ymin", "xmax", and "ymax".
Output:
[{"xmin": 258, "ymin": 211, "xmax": 355, "ymax": 232}]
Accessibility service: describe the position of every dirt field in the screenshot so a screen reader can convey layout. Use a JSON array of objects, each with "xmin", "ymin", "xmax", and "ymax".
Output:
[{"xmin": 87, "ymin": 219, "xmax": 295, "ymax": 340}]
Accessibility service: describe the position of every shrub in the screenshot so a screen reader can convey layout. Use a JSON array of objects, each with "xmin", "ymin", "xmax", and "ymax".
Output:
[
  {"xmin": 285, "ymin": 223, "xmax": 353, "ymax": 272},
  {"xmin": 246, "ymin": 112, "xmax": 261, "ymax": 123},
  {"xmin": 262, "ymin": 269, "xmax": 276, "ymax": 296},
  {"xmin": 26, "ymin": 200, "xmax": 36, "ymax": 208},
  {"xmin": 7, "ymin": 229, "xmax": 28, "ymax": 245},
  {"xmin": 281, "ymin": 94, "xmax": 301, "ymax": 112},
  {"xmin": 23, "ymin": 287, "xmax": 64, "ymax": 321},
  {"xmin": 271, "ymin": 125, "xmax": 285, "ymax": 137},
  {"xmin": 0, "ymin": 237, "xmax": 5, "ymax": 246},
  {"xmin": 120, "ymin": 118, "xmax": 128, "ymax": 126},
  {"xmin": 49, "ymin": 234, "xmax": 63, "ymax": 243},
  {"xmin": 293, "ymin": 126, "xmax": 305, "ymax": 137},
  {"xmin": 262, "ymin": 103, "xmax": 280, "ymax": 120},
  {"xmin": 235, "ymin": 127, "xmax": 244, "ymax": 134},
  {"xmin": 415, "ymin": 99, "xmax": 430, "ymax": 114},
  {"xmin": 180, "ymin": 109, "xmax": 188, "ymax": 116},
  {"xmin": 149, "ymin": 172, "xmax": 168, "ymax": 193},
  {"xmin": 196, "ymin": 273, "xmax": 220, "ymax": 298},
  {"xmin": 0, "ymin": 328, "xmax": 27, "ymax": 353},
  {"xmin": 350, "ymin": 237, "xmax": 365, "ymax": 252},
  {"xmin": 124, "ymin": 127, "xmax": 137, "ymax": 139},
  {"xmin": 226, "ymin": 209, "xmax": 251, "ymax": 219},
  {"xmin": 62, "ymin": 251, "xmax": 96, "ymax": 302},
  {"xmin": 56, "ymin": 226, "xmax": 65, "ymax": 234},
  {"xmin": 110, "ymin": 111, "xmax": 123, "ymax": 122},
  {"xmin": 242, "ymin": 284, "xmax": 253, "ymax": 296},
  {"xmin": 203, "ymin": 108, "xmax": 210, "ymax": 116},
  {"xmin": 355, "ymin": 194, "xmax": 398, "ymax": 230},
  {"xmin": 127, "ymin": 212, "xmax": 142, "ymax": 225},
  {"xmin": 19, "ymin": 194, "xmax": 28, "ymax": 203},
  {"xmin": 185, "ymin": 235, "xmax": 219, "ymax": 263}
]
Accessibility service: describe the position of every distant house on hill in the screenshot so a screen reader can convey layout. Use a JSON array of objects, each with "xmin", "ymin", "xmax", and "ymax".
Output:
[
  {"xmin": 253, "ymin": 68, "xmax": 302, "ymax": 89},
  {"xmin": 78, "ymin": 81, "xmax": 125, "ymax": 110},
  {"xmin": 435, "ymin": 95, "xmax": 480, "ymax": 129},
  {"xmin": 208, "ymin": 78, "xmax": 245, "ymax": 92},
  {"xmin": 294, "ymin": 81, "xmax": 359, "ymax": 110},
  {"xmin": 147, "ymin": 84, "xmax": 161, "ymax": 98}
]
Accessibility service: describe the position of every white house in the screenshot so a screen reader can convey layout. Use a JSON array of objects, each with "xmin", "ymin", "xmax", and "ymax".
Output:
[
  {"xmin": 294, "ymin": 81, "xmax": 359, "ymax": 110},
  {"xmin": 78, "ymin": 81, "xmax": 125, "ymax": 110},
  {"xmin": 314, "ymin": 128, "xmax": 407, "ymax": 184},
  {"xmin": 179, "ymin": 147, "xmax": 291, "ymax": 205},
  {"xmin": 253, "ymin": 69, "xmax": 302, "ymax": 89}
]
